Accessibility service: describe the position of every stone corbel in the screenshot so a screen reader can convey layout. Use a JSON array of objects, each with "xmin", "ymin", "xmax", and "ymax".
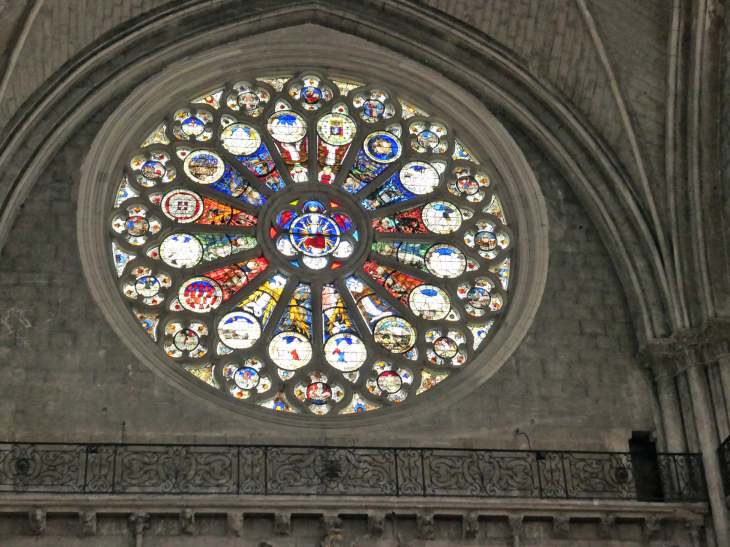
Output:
[
  {"xmin": 643, "ymin": 516, "xmax": 662, "ymax": 542},
  {"xmin": 463, "ymin": 511, "xmax": 479, "ymax": 539},
  {"xmin": 598, "ymin": 514, "xmax": 616, "ymax": 540},
  {"xmin": 367, "ymin": 513, "xmax": 385, "ymax": 538},
  {"xmin": 79, "ymin": 511, "xmax": 97, "ymax": 536},
  {"xmin": 324, "ymin": 514, "xmax": 342, "ymax": 533},
  {"xmin": 28, "ymin": 508, "xmax": 46, "ymax": 535},
  {"xmin": 129, "ymin": 513, "xmax": 150, "ymax": 547},
  {"xmin": 180, "ymin": 508, "xmax": 195, "ymax": 535},
  {"xmin": 507, "ymin": 514, "xmax": 523, "ymax": 547},
  {"xmin": 552, "ymin": 515, "xmax": 569, "ymax": 539},
  {"xmin": 227, "ymin": 512, "xmax": 243, "ymax": 537},
  {"xmin": 416, "ymin": 512, "xmax": 435, "ymax": 540},
  {"xmin": 275, "ymin": 512, "xmax": 291, "ymax": 536}
]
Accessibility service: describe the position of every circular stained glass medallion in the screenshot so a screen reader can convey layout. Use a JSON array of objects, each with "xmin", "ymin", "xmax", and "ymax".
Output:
[
  {"xmin": 221, "ymin": 124, "xmax": 262, "ymax": 156},
  {"xmin": 267, "ymin": 111, "xmax": 307, "ymax": 143},
  {"xmin": 184, "ymin": 150, "xmax": 225, "ymax": 184},
  {"xmin": 364, "ymin": 131, "xmax": 401, "ymax": 163},
  {"xmin": 106, "ymin": 72, "xmax": 514, "ymax": 417},
  {"xmin": 160, "ymin": 234, "xmax": 203, "ymax": 268}
]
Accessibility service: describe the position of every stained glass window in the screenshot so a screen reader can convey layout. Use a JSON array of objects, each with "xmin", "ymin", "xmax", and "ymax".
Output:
[{"xmin": 109, "ymin": 72, "xmax": 513, "ymax": 416}]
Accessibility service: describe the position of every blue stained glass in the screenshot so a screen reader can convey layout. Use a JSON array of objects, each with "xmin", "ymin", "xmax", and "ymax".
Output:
[
  {"xmin": 275, "ymin": 284, "xmax": 313, "ymax": 338},
  {"xmin": 301, "ymin": 200, "xmax": 327, "ymax": 214},
  {"xmin": 236, "ymin": 143, "xmax": 285, "ymax": 191},
  {"xmin": 361, "ymin": 172, "xmax": 416, "ymax": 211},
  {"xmin": 341, "ymin": 150, "xmax": 388, "ymax": 193},
  {"xmin": 208, "ymin": 165, "xmax": 266, "ymax": 206},
  {"xmin": 353, "ymin": 230, "xmax": 359, "ymax": 241}
]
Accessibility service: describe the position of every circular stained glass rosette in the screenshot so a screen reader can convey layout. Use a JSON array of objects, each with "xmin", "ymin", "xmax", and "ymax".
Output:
[
  {"xmin": 364, "ymin": 131, "xmax": 402, "ymax": 163},
  {"xmin": 417, "ymin": 130, "xmax": 439, "ymax": 149},
  {"xmin": 184, "ymin": 150, "xmax": 225, "ymax": 184},
  {"xmin": 324, "ymin": 334, "xmax": 368, "ymax": 372},
  {"xmin": 218, "ymin": 312, "xmax": 261, "ymax": 349},
  {"xmin": 269, "ymin": 332, "xmax": 312, "ymax": 370},
  {"xmin": 409, "ymin": 285, "xmax": 451, "ymax": 320},
  {"xmin": 182, "ymin": 117, "xmax": 205, "ymax": 136},
  {"xmin": 422, "ymin": 201, "xmax": 462, "ymax": 234},
  {"xmin": 179, "ymin": 277, "xmax": 223, "ymax": 313},
  {"xmin": 161, "ymin": 189, "xmax": 204, "ymax": 223},
  {"xmin": 317, "ymin": 113, "xmax": 357, "ymax": 146},
  {"xmin": 126, "ymin": 216, "xmax": 148, "ymax": 236},
  {"xmin": 221, "ymin": 124, "xmax": 262, "ymax": 156},
  {"xmin": 374, "ymin": 317, "xmax": 416, "ymax": 353},
  {"xmin": 174, "ymin": 329, "xmax": 199, "ymax": 351},
  {"xmin": 160, "ymin": 234, "xmax": 203, "ymax": 268},
  {"xmin": 475, "ymin": 231, "xmax": 497, "ymax": 251},
  {"xmin": 434, "ymin": 337, "xmax": 458, "ymax": 358},
  {"xmin": 307, "ymin": 382, "xmax": 332, "ymax": 405},
  {"xmin": 425, "ymin": 244, "xmax": 466, "ymax": 278},
  {"xmin": 267, "ymin": 111, "xmax": 307, "ymax": 143},
  {"xmin": 377, "ymin": 371, "xmax": 402, "ymax": 394},
  {"xmin": 142, "ymin": 161, "xmax": 166, "ymax": 181},
  {"xmin": 234, "ymin": 366, "xmax": 260, "ymax": 389},
  {"xmin": 457, "ymin": 176, "xmax": 479, "ymax": 195},
  {"xmin": 289, "ymin": 214, "xmax": 340, "ymax": 257},
  {"xmin": 467, "ymin": 287, "xmax": 491, "ymax": 309},
  {"xmin": 109, "ymin": 73, "xmax": 514, "ymax": 417},
  {"xmin": 135, "ymin": 276, "xmax": 160, "ymax": 297},
  {"xmin": 400, "ymin": 162, "xmax": 440, "ymax": 195}
]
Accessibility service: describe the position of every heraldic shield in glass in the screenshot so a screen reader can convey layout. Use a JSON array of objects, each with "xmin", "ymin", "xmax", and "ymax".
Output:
[{"xmin": 110, "ymin": 73, "xmax": 514, "ymax": 416}]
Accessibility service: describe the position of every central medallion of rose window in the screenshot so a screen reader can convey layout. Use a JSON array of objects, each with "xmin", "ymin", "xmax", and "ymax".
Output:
[{"xmin": 274, "ymin": 199, "xmax": 356, "ymax": 270}]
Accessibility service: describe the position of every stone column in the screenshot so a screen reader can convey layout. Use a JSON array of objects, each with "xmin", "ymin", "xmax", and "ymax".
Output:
[
  {"xmin": 675, "ymin": 332, "xmax": 730, "ymax": 547},
  {"xmin": 642, "ymin": 342, "xmax": 687, "ymax": 452},
  {"xmin": 716, "ymin": 353, "xmax": 730, "ymax": 428}
]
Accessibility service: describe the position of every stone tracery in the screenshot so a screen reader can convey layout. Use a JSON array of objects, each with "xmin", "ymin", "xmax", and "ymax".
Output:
[{"xmin": 108, "ymin": 72, "xmax": 514, "ymax": 415}]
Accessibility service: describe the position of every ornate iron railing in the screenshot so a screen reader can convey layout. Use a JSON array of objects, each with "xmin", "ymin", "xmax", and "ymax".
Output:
[{"xmin": 0, "ymin": 442, "xmax": 707, "ymax": 501}]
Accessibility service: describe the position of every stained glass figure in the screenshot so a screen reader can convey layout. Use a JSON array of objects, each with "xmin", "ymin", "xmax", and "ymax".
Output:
[
  {"xmin": 112, "ymin": 72, "xmax": 513, "ymax": 416},
  {"xmin": 345, "ymin": 276, "xmax": 396, "ymax": 331},
  {"xmin": 342, "ymin": 149, "xmax": 390, "ymax": 193},
  {"xmin": 317, "ymin": 107, "xmax": 357, "ymax": 182},
  {"xmin": 267, "ymin": 106, "xmax": 308, "ymax": 182}
]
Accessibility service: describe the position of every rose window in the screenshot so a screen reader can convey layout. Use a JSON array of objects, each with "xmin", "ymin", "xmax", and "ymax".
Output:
[{"xmin": 107, "ymin": 72, "xmax": 514, "ymax": 416}]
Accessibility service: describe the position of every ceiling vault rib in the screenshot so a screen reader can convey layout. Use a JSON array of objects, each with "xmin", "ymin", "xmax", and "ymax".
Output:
[
  {"xmin": 0, "ymin": 0, "xmax": 46, "ymax": 107},
  {"xmin": 573, "ymin": 0, "xmax": 682, "ymax": 331},
  {"xmin": 666, "ymin": 0, "xmax": 691, "ymax": 329}
]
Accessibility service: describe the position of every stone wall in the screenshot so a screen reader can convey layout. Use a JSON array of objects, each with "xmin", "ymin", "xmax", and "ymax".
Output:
[
  {"xmin": 0, "ymin": 95, "xmax": 652, "ymax": 450},
  {"xmin": 0, "ymin": 508, "xmax": 707, "ymax": 547}
]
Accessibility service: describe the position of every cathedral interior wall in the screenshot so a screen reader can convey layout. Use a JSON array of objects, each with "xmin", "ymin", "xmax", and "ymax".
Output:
[{"xmin": 0, "ymin": 105, "xmax": 651, "ymax": 451}]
